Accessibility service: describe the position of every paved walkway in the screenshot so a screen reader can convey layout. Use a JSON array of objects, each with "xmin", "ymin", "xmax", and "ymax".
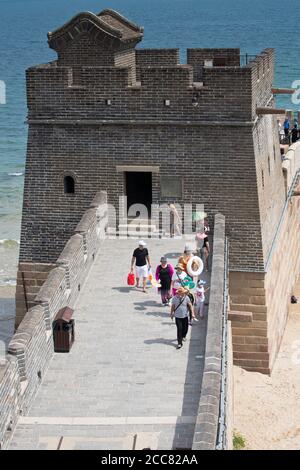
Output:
[{"xmin": 8, "ymin": 238, "xmax": 208, "ymax": 450}]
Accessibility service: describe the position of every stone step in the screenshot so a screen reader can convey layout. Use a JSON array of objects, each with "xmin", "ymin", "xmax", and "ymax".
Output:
[
  {"xmin": 228, "ymin": 311, "xmax": 253, "ymax": 323},
  {"xmin": 107, "ymin": 231, "xmax": 162, "ymax": 239},
  {"xmin": 119, "ymin": 228, "xmax": 159, "ymax": 234},
  {"xmin": 119, "ymin": 224, "xmax": 157, "ymax": 230}
]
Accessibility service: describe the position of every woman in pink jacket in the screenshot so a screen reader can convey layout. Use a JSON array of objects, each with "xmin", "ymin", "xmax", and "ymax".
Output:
[{"xmin": 155, "ymin": 257, "xmax": 175, "ymax": 306}]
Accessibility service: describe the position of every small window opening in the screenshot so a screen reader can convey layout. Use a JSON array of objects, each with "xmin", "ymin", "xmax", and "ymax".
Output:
[
  {"xmin": 64, "ymin": 175, "xmax": 75, "ymax": 194},
  {"xmin": 262, "ymin": 170, "xmax": 265, "ymax": 188}
]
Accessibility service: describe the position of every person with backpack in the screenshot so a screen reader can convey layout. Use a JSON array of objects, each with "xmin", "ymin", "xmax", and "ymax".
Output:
[
  {"xmin": 155, "ymin": 256, "xmax": 174, "ymax": 306},
  {"xmin": 170, "ymin": 286, "xmax": 195, "ymax": 349}
]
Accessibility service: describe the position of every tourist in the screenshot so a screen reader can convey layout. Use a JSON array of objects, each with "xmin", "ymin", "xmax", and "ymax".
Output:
[
  {"xmin": 178, "ymin": 244, "xmax": 194, "ymax": 274},
  {"xmin": 171, "ymin": 263, "xmax": 187, "ymax": 296},
  {"xmin": 130, "ymin": 240, "xmax": 151, "ymax": 293},
  {"xmin": 155, "ymin": 256, "xmax": 174, "ymax": 306},
  {"xmin": 291, "ymin": 124, "xmax": 299, "ymax": 143},
  {"xmin": 283, "ymin": 117, "xmax": 290, "ymax": 137},
  {"xmin": 169, "ymin": 204, "xmax": 182, "ymax": 237},
  {"xmin": 170, "ymin": 286, "xmax": 194, "ymax": 349},
  {"xmin": 195, "ymin": 280, "xmax": 210, "ymax": 319},
  {"xmin": 195, "ymin": 219, "xmax": 210, "ymax": 271}
]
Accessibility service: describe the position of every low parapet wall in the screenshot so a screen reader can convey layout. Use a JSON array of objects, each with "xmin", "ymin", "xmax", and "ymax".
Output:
[
  {"xmin": 0, "ymin": 191, "xmax": 108, "ymax": 449},
  {"xmin": 192, "ymin": 213, "xmax": 233, "ymax": 450},
  {"xmin": 282, "ymin": 141, "xmax": 300, "ymax": 194}
]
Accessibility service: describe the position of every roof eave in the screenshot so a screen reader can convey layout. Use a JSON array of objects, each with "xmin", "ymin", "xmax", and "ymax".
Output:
[{"xmin": 47, "ymin": 11, "xmax": 123, "ymax": 46}]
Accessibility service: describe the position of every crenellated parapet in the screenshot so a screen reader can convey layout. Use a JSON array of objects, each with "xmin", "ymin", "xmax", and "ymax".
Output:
[
  {"xmin": 0, "ymin": 191, "xmax": 108, "ymax": 448},
  {"xmin": 26, "ymin": 16, "xmax": 275, "ymax": 124}
]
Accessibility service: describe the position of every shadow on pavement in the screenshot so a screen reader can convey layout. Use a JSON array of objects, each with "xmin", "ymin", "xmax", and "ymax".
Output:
[
  {"xmin": 112, "ymin": 286, "xmax": 133, "ymax": 293},
  {"xmin": 133, "ymin": 300, "xmax": 161, "ymax": 311},
  {"xmin": 163, "ymin": 252, "xmax": 182, "ymax": 260},
  {"xmin": 144, "ymin": 338, "xmax": 177, "ymax": 348},
  {"xmin": 171, "ymin": 313, "xmax": 208, "ymax": 449}
]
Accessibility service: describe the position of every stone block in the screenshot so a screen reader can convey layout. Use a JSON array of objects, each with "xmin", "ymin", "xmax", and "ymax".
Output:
[
  {"xmin": 233, "ymin": 343, "xmax": 268, "ymax": 353},
  {"xmin": 229, "ymin": 287, "xmax": 266, "ymax": 297},
  {"xmin": 249, "ymin": 295, "xmax": 267, "ymax": 305},
  {"xmin": 244, "ymin": 335, "xmax": 268, "ymax": 345},
  {"xmin": 233, "ymin": 351, "xmax": 269, "ymax": 361},
  {"xmin": 232, "ymin": 327, "xmax": 267, "ymax": 337},
  {"xmin": 231, "ymin": 320, "xmax": 267, "ymax": 329},
  {"xmin": 230, "ymin": 303, "xmax": 268, "ymax": 314},
  {"xmin": 232, "ymin": 335, "xmax": 246, "ymax": 345},
  {"xmin": 228, "ymin": 310, "xmax": 253, "ymax": 322}
]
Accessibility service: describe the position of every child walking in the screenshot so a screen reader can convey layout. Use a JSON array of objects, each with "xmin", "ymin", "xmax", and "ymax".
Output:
[
  {"xmin": 195, "ymin": 280, "xmax": 210, "ymax": 319},
  {"xmin": 155, "ymin": 257, "xmax": 174, "ymax": 305}
]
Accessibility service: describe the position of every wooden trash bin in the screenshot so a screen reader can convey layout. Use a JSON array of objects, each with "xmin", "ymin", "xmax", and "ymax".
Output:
[{"xmin": 52, "ymin": 307, "xmax": 75, "ymax": 353}]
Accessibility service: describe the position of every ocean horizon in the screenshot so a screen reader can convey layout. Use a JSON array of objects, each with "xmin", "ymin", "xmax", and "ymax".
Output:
[{"xmin": 0, "ymin": 0, "xmax": 300, "ymax": 285}]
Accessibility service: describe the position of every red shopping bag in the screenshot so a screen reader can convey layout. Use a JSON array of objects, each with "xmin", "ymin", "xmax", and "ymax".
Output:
[{"xmin": 127, "ymin": 272, "xmax": 135, "ymax": 286}]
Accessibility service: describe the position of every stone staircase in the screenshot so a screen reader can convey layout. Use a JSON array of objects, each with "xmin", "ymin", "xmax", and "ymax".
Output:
[
  {"xmin": 107, "ymin": 219, "xmax": 160, "ymax": 238},
  {"xmin": 106, "ymin": 219, "xmax": 199, "ymax": 243}
]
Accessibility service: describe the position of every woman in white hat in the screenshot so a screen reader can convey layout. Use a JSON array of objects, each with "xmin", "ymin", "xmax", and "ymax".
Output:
[{"xmin": 130, "ymin": 240, "xmax": 151, "ymax": 293}]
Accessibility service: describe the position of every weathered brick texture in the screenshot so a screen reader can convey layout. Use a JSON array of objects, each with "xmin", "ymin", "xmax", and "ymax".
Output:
[
  {"xmin": 193, "ymin": 214, "xmax": 232, "ymax": 450},
  {"xmin": 0, "ymin": 358, "xmax": 21, "ymax": 450},
  {"xmin": 21, "ymin": 10, "xmax": 280, "ymax": 277},
  {"xmin": 17, "ymin": 9, "xmax": 300, "ymax": 376},
  {"xmin": 2, "ymin": 191, "xmax": 107, "ymax": 447}
]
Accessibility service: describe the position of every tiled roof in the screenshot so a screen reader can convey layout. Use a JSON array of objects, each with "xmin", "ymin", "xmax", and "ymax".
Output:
[{"xmin": 48, "ymin": 8, "xmax": 143, "ymax": 49}]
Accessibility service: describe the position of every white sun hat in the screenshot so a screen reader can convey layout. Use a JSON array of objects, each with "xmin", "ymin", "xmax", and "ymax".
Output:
[{"xmin": 138, "ymin": 240, "xmax": 147, "ymax": 246}]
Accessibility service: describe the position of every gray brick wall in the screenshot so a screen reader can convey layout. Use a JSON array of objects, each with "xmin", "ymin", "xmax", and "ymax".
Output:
[
  {"xmin": 2, "ymin": 191, "xmax": 108, "ymax": 447},
  {"xmin": 192, "ymin": 213, "xmax": 229, "ymax": 450},
  {"xmin": 19, "ymin": 123, "xmax": 264, "ymax": 271},
  {"xmin": 20, "ymin": 10, "xmax": 284, "ymax": 278},
  {"xmin": 187, "ymin": 48, "xmax": 240, "ymax": 81},
  {"xmin": 0, "ymin": 357, "xmax": 21, "ymax": 449}
]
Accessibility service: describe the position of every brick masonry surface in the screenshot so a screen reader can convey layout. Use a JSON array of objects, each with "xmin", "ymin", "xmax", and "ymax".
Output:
[
  {"xmin": 0, "ymin": 191, "xmax": 108, "ymax": 449},
  {"xmin": 230, "ymin": 144, "xmax": 300, "ymax": 373},
  {"xmin": 8, "ymin": 235, "xmax": 210, "ymax": 451},
  {"xmin": 20, "ymin": 8, "xmax": 283, "ymax": 276},
  {"xmin": 16, "ymin": 9, "xmax": 300, "ymax": 381},
  {"xmin": 193, "ymin": 214, "xmax": 233, "ymax": 450}
]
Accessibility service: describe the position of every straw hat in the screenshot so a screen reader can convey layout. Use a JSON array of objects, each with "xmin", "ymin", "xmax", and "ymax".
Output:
[
  {"xmin": 175, "ymin": 263, "xmax": 185, "ymax": 271},
  {"xmin": 177, "ymin": 286, "xmax": 188, "ymax": 295}
]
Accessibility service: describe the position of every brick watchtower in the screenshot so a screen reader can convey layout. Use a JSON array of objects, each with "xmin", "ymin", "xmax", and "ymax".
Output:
[{"xmin": 17, "ymin": 8, "xmax": 300, "ymax": 373}]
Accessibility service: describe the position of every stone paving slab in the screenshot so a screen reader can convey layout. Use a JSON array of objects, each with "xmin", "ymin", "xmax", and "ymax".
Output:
[{"xmin": 8, "ymin": 238, "xmax": 209, "ymax": 450}]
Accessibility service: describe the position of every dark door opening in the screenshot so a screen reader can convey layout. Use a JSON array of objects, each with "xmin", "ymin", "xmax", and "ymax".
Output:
[{"xmin": 125, "ymin": 172, "xmax": 152, "ymax": 217}]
